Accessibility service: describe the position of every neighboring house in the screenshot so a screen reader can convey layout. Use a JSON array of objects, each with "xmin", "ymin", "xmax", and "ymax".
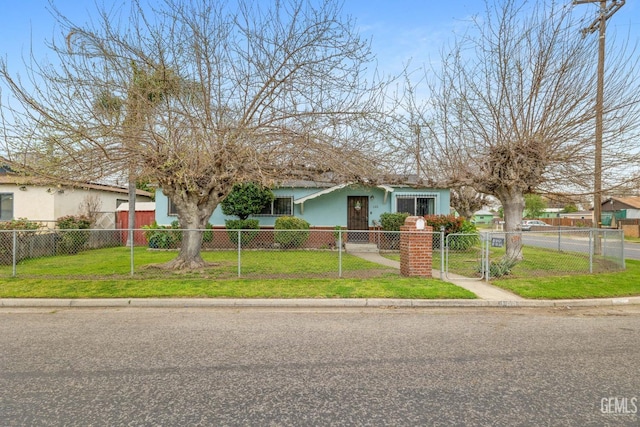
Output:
[
  {"xmin": 539, "ymin": 208, "xmax": 563, "ymax": 219},
  {"xmin": 0, "ymin": 165, "xmax": 153, "ymax": 228},
  {"xmin": 601, "ymin": 197, "xmax": 640, "ymax": 227},
  {"xmin": 559, "ymin": 210, "xmax": 593, "ymax": 221},
  {"xmin": 472, "ymin": 209, "xmax": 496, "ymax": 224},
  {"xmin": 155, "ymin": 180, "xmax": 450, "ymax": 232}
]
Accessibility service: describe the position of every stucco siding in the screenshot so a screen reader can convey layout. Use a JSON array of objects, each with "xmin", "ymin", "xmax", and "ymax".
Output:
[
  {"xmin": 1, "ymin": 185, "xmax": 55, "ymax": 221},
  {"xmin": 155, "ymin": 185, "xmax": 451, "ymax": 227}
]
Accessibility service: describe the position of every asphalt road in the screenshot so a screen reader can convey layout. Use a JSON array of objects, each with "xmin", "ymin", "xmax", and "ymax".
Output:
[{"xmin": 1, "ymin": 306, "xmax": 639, "ymax": 426}]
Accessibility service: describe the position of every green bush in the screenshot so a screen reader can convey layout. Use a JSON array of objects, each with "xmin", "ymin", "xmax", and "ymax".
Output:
[
  {"xmin": 476, "ymin": 257, "xmax": 518, "ymax": 278},
  {"xmin": 203, "ymin": 223, "xmax": 214, "ymax": 243},
  {"xmin": 274, "ymin": 216, "xmax": 310, "ymax": 248},
  {"xmin": 425, "ymin": 215, "xmax": 479, "ymax": 250},
  {"xmin": 57, "ymin": 215, "xmax": 91, "ymax": 254},
  {"xmin": 143, "ymin": 221, "xmax": 182, "ymax": 249},
  {"xmin": 0, "ymin": 218, "xmax": 41, "ymax": 264},
  {"xmin": 225, "ymin": 219, "xmax": 260, "ymax": 246},
  {"xmin": 0, "ymin": 218, "xmax": 41, "ymax": 231},
  {"xmin": 379, "ymin": 212, "xmax": 410, "ymax": 231},
  {"xmin": 221, "ymin": 183, "xmax": 274, "ymax": 220}
]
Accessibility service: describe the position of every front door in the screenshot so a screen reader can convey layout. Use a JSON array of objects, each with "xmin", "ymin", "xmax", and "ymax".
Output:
[{"xmin": 347, "ymin": 196, "xmax": 369, "ymax": 242}]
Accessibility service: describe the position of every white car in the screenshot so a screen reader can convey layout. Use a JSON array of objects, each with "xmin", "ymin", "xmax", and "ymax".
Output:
[{"xmin": 521, "ymin": 220, "xmax": 551, "ymax": 231}]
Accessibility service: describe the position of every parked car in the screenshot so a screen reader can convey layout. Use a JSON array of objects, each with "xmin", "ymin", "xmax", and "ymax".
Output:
[{"xmin": 521, "ymin": 220, "xmax": 551, "ymax": 231}]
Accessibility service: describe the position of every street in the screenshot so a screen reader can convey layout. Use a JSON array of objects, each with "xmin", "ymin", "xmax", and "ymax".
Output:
[{"xmin": 1, "ymin": 306, "xmax": 639, "ymax": 426}]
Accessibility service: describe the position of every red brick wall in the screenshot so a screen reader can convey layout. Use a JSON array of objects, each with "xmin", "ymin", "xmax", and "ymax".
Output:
[{"xmin": 400, "ymin": 216, "xmax": 433, "ymax": 278}]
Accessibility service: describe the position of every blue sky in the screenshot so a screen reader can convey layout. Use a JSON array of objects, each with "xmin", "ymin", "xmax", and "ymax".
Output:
[{"xmin": 0, "ymin": 1, "xmax": 638, "ymax": 81}]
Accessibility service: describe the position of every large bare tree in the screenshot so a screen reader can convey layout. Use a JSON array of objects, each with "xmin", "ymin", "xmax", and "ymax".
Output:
[
  {"xmin": 0, "ymin": 0, "xmax": 391, "ymax": 269},
  {"xmin": 403, "ymin": 0, "xmax": 640, "ymax": 260}
]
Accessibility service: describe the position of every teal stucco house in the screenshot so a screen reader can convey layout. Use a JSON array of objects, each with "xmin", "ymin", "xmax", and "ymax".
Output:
[{"xmin": 155, "ymin": 179, "xmax": 450, "ymax": 232}]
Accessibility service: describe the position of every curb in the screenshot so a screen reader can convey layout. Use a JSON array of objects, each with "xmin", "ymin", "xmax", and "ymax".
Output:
[{"xmin": 1, "ymin": 297, "xmax": 639, "ymax": 309}]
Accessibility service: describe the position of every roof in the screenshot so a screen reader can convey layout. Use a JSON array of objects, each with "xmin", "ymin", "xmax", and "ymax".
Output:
[
  {"xmin": 604, "ymin": 197, "xmax": 640, "ymax": 210},
  {"xmin": 0, "ymin": 171, "xmax": 152, "ymax": 197},
  {"xmin": 116, "ymin": 202, "xmax": 156, "ymax": 212}
]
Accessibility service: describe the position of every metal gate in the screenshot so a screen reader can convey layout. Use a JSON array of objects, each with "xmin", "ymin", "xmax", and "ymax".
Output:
[{"xmin": 444, "ymin": 232, "xmax": 486, "ymax": 280}]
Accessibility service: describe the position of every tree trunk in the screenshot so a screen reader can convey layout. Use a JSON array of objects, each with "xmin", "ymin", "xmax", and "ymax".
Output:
[
  {"xmin": 162, "ymin": 197, "xmax": 217, "ymax": 270},
  {"xmin": 164, "ymin": 227, "xmax": 207, "ymax": 270},
  {"xmin": 497, "ymin": 189, "xmax": 525, "ymax": 261}
]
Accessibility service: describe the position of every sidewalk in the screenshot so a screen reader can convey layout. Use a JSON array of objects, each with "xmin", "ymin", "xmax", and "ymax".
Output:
[{"xmin": 351, "ymin": 251, "xmax": 523, "ymax": 301}]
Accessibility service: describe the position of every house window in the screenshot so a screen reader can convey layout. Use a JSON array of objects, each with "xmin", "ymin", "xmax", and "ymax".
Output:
[
  {"xmin": 396, "ymin": 195, "xmax": 435, "ymax": 216},
  {"xmin": 258, "ymin": 196, "xmax": 293, "ymax": 216},
  {"xmin": 168, "ymin": 198, "xmax": 178, "ymax": 216},
  {"xmin": 0, "ymin": 193, "xmax": 14, "ymax": 221}
]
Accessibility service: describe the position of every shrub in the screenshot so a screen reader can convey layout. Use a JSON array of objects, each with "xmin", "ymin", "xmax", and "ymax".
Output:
[
  {"xmin": 0, "ymin": 218, "xmax": 41, "ymax": 264},
  {"xmin": 425, "ymin": 215, "xmax": 479, "ymax": 250},
  {"xmin": 0, "ymin": 218, "xmax": 41, "ymax": 231},
  {"xmin": 274, "ymin": 216, "xmax": 310, "ymax": 248},
  {"xmin": 143, "ymin": 221, "xmax": 182, "ymax": 249},
  {"xmin": 203, "ymin": 223, "xmax": 214, "ymax": 243},
  {"xmin": 225, "ymin": 219, "xmax": 260, "ymax": 246},
  {"xmin": 57, "ymin": 215, "xmax": 92, "ymax": 254},
  {"xmin": 221, "ymin": 183, "xmax": 274, "ymax": 220},
  {"xmin": 476, "ymin": 257, "xmax": 518, "ymax": 278},
  {"xmin": 379, "ymin": 212, "xmax": 410, "ymax": 231}
]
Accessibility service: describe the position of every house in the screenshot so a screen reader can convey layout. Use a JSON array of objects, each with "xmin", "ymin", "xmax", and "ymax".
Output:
[
  {"xmin": 472, "ymin": 209, "xmax": 496, "ymax": 224},
  {"xmin": 0, "ymin": 165, "xmax": 153, "ymax": 228},
  {"xmin": 154, "ymin": 180, "xmax": 450, "ymax": 232},
  {"xmin": 539, "ymin": 208, "xmax": 563, "ymax": 219},
  {"xmin": 601, "ymin": 197, "xmax": 640, "ymax": 227}
]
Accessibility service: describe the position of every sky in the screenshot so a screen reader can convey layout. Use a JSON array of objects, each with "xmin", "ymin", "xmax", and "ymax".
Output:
[{"xmin": 2, "ymin": 0, "xmax": 637, "ymax": 84}]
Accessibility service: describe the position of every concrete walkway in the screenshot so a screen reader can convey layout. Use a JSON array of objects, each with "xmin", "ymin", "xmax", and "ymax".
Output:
[{"xmin": 351, "ymin": 251, "xmax": 524, "ymax": 301}]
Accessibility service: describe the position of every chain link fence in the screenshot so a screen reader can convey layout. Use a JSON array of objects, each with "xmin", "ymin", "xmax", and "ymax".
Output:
[
  {"xmin": 0, "ymin": 227, "xmax": 626, "ymax": 281},
  {"xmin": 445, "ymin": 229, "xmax": 625, "ymax": 280}
]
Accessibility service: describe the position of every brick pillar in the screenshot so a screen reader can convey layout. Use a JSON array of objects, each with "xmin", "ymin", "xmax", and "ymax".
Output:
[{"xmin": 400, "ymin": 216, "xmax": 433, "ymax": 277}]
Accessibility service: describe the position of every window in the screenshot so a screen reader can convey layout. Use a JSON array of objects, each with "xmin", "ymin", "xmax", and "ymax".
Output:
[
  {"xmin": 0, "ymin": 193, "xmax": 14, "ymax": 221},
  {"xmin": 168, "ymin": 198, "xmax": 178, "ymax": 216},
  {"xmin": 258, "ymin": 196, "xmax": 293, "ymax": 216},
  {"xmin": 396, "ymin": 195, "xmax": 435, "ymax": 216}
]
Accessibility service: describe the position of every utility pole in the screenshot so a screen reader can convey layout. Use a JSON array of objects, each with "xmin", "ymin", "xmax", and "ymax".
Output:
[{"xmin": 573, "ymin": 1, "xmax": 624, "ymax": 234}]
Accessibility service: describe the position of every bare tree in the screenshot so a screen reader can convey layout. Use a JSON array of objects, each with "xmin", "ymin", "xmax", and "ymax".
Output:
[
  {"xmin": 404, "ymin": 0, "xmax": 640, "ymax": 260},
  {"xmin": 450, "ymin": 186, "xmax": 488, "ymax": 220},
  {"xmin": 79, "ymin": 194, "xmax": 102, "ymax": 225},
  {"xmin": 0, "ymin": 0, "xmax": 391, "ymax": 269}
]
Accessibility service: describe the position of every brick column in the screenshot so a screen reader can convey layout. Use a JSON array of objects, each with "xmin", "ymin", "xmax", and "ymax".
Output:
[{"xmin": 400, "ymin": 216, "xmax": 433, "ymax": 277}]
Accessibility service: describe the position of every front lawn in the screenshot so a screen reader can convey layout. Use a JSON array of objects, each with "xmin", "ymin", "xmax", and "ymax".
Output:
[
  {"xmin": 0, "ymin": 247, "xmax": 475, "ymax": 299},
  {"xmin": 492, "ymin": 259, "xmax": 640, "ymax": 299}
]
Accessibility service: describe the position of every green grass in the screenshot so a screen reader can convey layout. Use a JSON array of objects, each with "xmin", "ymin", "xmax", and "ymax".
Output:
[
  {"xmin": 385, "ymin": 245, "xmax": 639, "ymax": 299},
  {"xmin": 493, "ymin": 259, "xmax": 640, "ymax": 299},
  {"xmin": 0, "ymin": 247, "xmax": 475, "ymax": 299}
]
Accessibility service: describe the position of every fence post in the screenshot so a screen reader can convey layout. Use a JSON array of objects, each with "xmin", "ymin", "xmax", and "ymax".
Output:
[
  {"xmin": 237, "ymin": 229, "xmax": 241, "ymax": 278},
  {"xmin": 440, "ymin": 227, "xmax": 445, "ymax": 280},
  {"xmin": 130, "ymin": 229, "xmax": 135, "ymax": 276},
  {"xmin": 621, "ymin": 230, "xmax": 626, "ymax": 270},
  {"xmin": 12, "ymin": 230, "xmax": 17, "ymax": 278},
  {"xmin": 589, "ymin": 229, "xmax": 593, "ymax": 274},
  {"xmin": 338, "ymin": 230, "xmax": 343, "ymax": 278},
  {"xmin": 485, "ymin": 233, "xmax": 491, "ymax": 282}
]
